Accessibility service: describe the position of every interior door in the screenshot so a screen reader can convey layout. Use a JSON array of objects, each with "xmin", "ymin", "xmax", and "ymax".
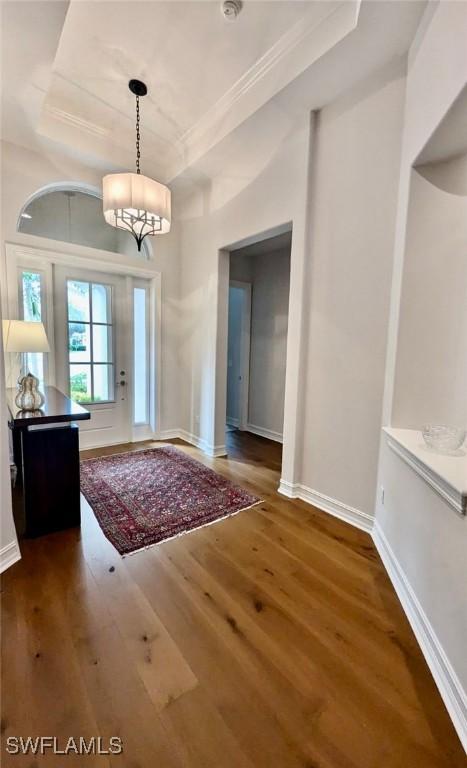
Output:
[
  {"xmin": 226, "ymin": 281, "xmax": 251, "ymax": 430},
  {"xmin": 54, "ymin": 265, "xmax": 131, "ymax": 449},
  {"xmin": 227, "ymin": 285, "xmax": 243, "ymax": 426}
]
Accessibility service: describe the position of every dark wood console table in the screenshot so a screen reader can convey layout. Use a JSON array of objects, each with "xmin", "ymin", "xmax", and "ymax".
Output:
[{"xmin": 7, "ymin": 386, "xmax": 90, "ymax": 538}]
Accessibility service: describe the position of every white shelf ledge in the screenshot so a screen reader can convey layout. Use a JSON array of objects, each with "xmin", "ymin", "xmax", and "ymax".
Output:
[{"xmin": 384, "ymin": 428, "xmax": 467, "ymax": 516}]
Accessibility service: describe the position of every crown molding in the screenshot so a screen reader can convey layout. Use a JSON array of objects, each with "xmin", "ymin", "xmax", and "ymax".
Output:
[
  {"xmin": 168, "ymin": 0, "xmax": 361, "ymax": 178},
  {"xmin": 44, "ymin": 105, "xmax": 110, "ymax": 138}
]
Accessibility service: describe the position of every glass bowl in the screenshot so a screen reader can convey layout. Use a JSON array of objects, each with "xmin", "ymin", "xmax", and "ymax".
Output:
[{"xmin": 422, "ymin": 425, "xmax": 466, "ymax": 454}]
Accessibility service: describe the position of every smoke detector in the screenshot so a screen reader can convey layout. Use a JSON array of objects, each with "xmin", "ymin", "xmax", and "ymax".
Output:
[{"xmin": 221, "ymin": 0, "xmax": 242, "ymax": 21}]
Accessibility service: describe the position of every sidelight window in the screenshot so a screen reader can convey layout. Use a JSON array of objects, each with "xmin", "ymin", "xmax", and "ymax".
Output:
[
  {"xmin": 133, "ymin": 286, "xmax": 149, "ymax": 425},
  {"xmin": 19, "ymin": 269, "xmax": 45, "ymax": 383}
]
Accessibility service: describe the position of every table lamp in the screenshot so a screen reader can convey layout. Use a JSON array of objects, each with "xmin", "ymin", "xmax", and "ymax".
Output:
[{"xmin": 3, "ymin": 320, "xmax": 50, "ymax": 410}]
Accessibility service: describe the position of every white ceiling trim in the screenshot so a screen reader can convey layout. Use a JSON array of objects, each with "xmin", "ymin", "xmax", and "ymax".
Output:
[
  {"xmin": 169, "ymin": 0, "xmax": 361, "ymax": 179},
  {"xmin": 44, "ymin": 105, "xmax": 111, "ymax": 139}
]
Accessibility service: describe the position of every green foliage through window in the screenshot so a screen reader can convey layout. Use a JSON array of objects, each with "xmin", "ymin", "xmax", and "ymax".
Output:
[
  {"xmin": 22, "ymin": 272, "xmax": 42, "ymax": 321},
  {"xmin": 70, "ymin": 372, "xmax": 101, "ymax": 403}
]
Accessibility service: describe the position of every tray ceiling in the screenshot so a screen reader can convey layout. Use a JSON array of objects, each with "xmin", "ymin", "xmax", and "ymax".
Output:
[
  {"xmin": 1, "ymin": 1, "xmax": 427, "ymax": 184},
  {"xmin": 34, "ymin": 0, "xmax": 360, "ymax": 180}
]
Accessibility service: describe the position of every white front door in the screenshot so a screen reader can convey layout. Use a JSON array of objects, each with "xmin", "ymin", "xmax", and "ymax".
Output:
[{"xmin": 54, "ymin": 265, "xmax": 131, "ymax": 449}]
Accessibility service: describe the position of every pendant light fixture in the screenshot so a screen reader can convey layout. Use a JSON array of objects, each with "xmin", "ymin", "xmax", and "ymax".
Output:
[{"xmin": 103, "ymin": 79, "xmax": 171, "ymax": 251}]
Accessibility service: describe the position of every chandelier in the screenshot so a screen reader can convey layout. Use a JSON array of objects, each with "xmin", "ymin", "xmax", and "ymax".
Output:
[{"xmin": 103, "ymin": 79, "xmax": 171, "ymax": 251}]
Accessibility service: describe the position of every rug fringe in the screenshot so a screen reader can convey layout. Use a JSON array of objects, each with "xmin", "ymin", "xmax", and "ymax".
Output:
[{"xmin": 121, "ymin": 499, "xmax": 263, "ymax": 558}]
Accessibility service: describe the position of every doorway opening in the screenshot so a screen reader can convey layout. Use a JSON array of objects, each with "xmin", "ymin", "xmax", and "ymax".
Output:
[{"xmin": 226, "ymin": 229, "xmax": 292, "ymax": 446}]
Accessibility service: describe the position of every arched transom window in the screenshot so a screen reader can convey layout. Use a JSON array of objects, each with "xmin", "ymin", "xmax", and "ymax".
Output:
[{"xmin": 17, "ymin": 184, "xmax": 151, "ymax": 259}]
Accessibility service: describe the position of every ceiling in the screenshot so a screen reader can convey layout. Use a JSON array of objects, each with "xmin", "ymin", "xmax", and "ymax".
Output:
[{"xmin": 1, "ymin": 1, "xmax": 427, "ymax": 184}]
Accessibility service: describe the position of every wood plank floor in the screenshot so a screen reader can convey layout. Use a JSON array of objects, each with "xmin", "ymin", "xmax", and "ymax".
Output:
[{"xmin": 1, "ymin": 431, "xmax": 464, "ymax": 767}]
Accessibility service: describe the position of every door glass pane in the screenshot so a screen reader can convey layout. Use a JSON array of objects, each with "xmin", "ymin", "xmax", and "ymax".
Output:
[
  {"xmin": 92, "ymin": 283, "xmax": 111, "ymax": 323},
  {"xmin": 92, "ymin": 324, "xmax": 112, "ymax": 363},
  {"xmin": 133, "ymin": 287, "xmax": 148, "ymax": 424},
  {"xmin": 69, "ymin": 364, "xmax": 92, "ymax": 402},
  {"xmin": 68, "ymin": 281, "xmax": 90, "ymax": 321},
  {"xmin": 68, "ymin": 322, "xmax": 90, "ymax": 362},
  {"xmin": 66, "ymin": 279, "xmax": 114, "ymax": 403},
  {"xmin": 93, "ymin": 364, "xmax": 111, "ymax": 402}
]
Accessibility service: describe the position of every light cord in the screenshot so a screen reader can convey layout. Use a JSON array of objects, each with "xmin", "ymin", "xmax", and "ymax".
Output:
[{"xmin": 135, "ymin": 94, "xmax": 141, "ymax": 174}]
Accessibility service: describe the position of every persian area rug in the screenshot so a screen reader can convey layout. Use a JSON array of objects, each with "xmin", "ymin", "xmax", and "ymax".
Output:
[{"xmin": 80, "ymin": 446, "xmax": 261, "ymax": 555}]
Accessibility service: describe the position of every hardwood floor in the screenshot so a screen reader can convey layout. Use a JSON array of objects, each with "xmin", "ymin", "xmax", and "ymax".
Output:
[{"xmin": 1, "ymin": 430, "xmax": 464, "ymax": 767}]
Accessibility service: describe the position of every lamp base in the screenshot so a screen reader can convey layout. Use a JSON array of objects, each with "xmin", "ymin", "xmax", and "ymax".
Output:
[{"xmin": 15, "ymin": 372, "xmax": 45, "ymax": 411}]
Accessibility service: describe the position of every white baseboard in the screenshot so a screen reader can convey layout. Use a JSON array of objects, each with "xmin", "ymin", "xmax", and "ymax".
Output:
[
  {"xmin": 178, "ymin": 429, "xmax": 227, "ymax": 458},
  {"xmin": 246, "ymin": 423, "xmax": 283, "ymax": 443},
  {"xmin": 156, "ymin": 429, "xmax": 227, "ymax": 457},
  {"xmin": 78, "ymin": 429, "xmax": 227, "ymax": 458},
  {"xmin": 78, "ymin": 430, "xmax": 197, "ymax": 450},
  {"xmin": 278, "ymin": 478, "xmax": 299, "ymax": 497},
  {"xmin": 156, "ymin": 429, "xmax": 183, "ymax": 441},
  {"xmin": 226, "ymin": 417, "xmax": 240, "ymax": 427},
  {"xmin": 79, "ymin": 436, "xmax": 142, "ymax": 451},
  {"xmin": 372, "ymin": 522, "xmax": 467, "ymax": 753},
  {"xmin": 278, "ymin": 480, "xmax": 373, "ymax": 532},
  {"xmin": 0, "ymin": 539, "xmax": 21, "ymax": 573}
]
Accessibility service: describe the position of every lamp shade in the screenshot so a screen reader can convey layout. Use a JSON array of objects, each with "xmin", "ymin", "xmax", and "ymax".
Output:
[
  {"xmin": 103, "ymin": 172, "xmax": 171, "ymax": 235},
  {"xmin": 3, "ymin": 320, "xmax": 50, "ymax": 353}
]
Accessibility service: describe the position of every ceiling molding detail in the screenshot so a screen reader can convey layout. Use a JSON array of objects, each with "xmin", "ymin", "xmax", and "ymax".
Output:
[{"xmin": 44, "ymin": 105, "xmax": 110, "ymax": 139}]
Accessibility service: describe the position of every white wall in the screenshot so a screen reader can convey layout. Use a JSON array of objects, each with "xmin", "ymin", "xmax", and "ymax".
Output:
[
  {"xmin": 392, "ymin": 168, "xmax": 467, "ymax": 429},
  {"xmin": 375, "ymin": 1, "xmax": 467, "ymax": 749},
  {"xmin": 178, "ymin": 58, "xmax": 406, "ymax": 501},
  {"xmin": 418, "ymin": 151, "xmax": 467, "ymax": 197},
  {"xmin": 299, "ymin": 61, "xmax": 406, "ymax": 517},
  {"xmin": 230, "ymin": 247, "xmax": 290, "ymax": 439},
  {"xmin": 177, "ymin": 100, "xmax": 312, "ymax": 462}
]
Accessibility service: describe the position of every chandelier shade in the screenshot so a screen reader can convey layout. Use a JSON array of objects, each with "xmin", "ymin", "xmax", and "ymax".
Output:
[
  {"xmin": 102, "ymin": 80, "xmax": 171, "ymax": 251},
  {"xmin": 103, "ymin": 172, "xmax": 171, "ymax": 248}
]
